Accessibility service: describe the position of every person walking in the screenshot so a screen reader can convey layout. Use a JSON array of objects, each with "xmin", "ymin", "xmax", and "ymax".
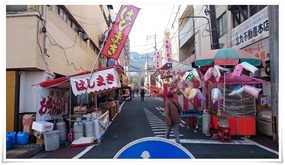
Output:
[
  {"xmin": 164, "ymin": 91, "xmax": 182, "ymax": 144},
  {"xmin": 140, "ymin": 88, "xmax": 145, "ymax": 101}
]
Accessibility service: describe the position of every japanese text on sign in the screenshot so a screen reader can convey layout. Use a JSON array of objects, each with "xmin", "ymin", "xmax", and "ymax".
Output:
[
  {"xmin": 36, "ymin": 88, "xmax": 68, "ymax": 121},
  {"xmin": 101, "ymin": 5, "xmax": 140, "ymax": 60},
  {"xmin": 155, "ymin": 51, "xmax": 162, "ymax": 69},
  {"xmin": 70, "ymin": 68, "xmax": 120, "ymax": 96},
  {"xmin": 229, "ymin": 6, "xmax": 268, "ymax": 49}
]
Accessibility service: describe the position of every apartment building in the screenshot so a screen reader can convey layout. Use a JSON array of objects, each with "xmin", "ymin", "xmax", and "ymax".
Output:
[{"xmin": 6, "ymin": 5, "xmax": 116, "ymax": 132}]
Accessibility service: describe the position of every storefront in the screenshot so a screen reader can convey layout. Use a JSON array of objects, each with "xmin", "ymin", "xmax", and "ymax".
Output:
[{"xmin": 33, "ymin": 67, "xmax": 122, "ymax": 143}]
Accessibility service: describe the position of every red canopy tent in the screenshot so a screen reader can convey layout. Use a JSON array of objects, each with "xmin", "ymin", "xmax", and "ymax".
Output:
[{"xmin": 39, "ymin": 66, "xmax": 123, "ymax": 92}]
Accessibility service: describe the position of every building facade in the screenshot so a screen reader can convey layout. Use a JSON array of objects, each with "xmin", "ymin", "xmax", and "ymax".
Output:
[
  {"xmin": 176, "ymin": 5, "xmax": 278, "ymax": 140},
  {"xmin": 6, "ymin": 5, "xmax": 115, "ymax": 132}
]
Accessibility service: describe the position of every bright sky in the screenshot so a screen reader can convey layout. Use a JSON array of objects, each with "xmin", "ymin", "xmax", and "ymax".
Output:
[{"xmin": 113, "ymin": 4, "xmax": 174, "ymax": 54}]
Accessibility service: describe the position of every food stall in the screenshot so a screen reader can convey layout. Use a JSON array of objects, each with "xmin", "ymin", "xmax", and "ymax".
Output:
[
  {"xmin": 35, "ymin": 67, "xmax": 122, "ymax": 142},
  {"xmin": 207, "ymin": 73, "xmax": 266, "ymax": 136}
]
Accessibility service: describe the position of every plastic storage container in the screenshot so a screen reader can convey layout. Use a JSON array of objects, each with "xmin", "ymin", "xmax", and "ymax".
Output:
[
  {"xmin": 6, "ymin": 136, "xmax": 12, "ymax": 150},
  {"xmin": 56, "ymin": 122, "xmax": 67, "ymax": 141},
  {"xmin": 17, "ymin": 132, "xmax": 29, "ymax": 145},
  {"xmin": 43, "ymin": 130, "xmax": 60, "ymax": 151},
  {"xmin": 6, "ymin": 132, "xmax": 17, "ymax": 145}
]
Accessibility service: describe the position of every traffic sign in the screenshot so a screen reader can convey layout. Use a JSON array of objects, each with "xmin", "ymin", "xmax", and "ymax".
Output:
[{"xmin": 114, "ymin": 137, "xmax": 195, "ymax": 159}]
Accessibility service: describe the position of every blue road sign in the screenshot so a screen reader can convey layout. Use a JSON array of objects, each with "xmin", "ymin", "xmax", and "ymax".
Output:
[{"xmin": 114, "ymin": 137, "xmax": 195, "ymax": 159}]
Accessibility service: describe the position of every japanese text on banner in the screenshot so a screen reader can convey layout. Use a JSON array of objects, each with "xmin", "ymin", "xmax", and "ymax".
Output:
[{"xmin": 101, "ymin": 5, "xmax": 140, "ymax": 60}]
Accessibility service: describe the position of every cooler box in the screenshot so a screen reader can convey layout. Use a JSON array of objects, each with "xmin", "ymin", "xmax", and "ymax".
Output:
[{"xmin": 32, "ymin": 121, "xmax": 54, "ymax": 133}]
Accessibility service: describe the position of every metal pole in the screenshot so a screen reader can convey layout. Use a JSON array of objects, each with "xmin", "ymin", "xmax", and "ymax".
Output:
[
  {"xmin": 209, "ymin": 5, "xmax": 220, "ymax": 49},
  {"xmin": 268, "ymin": 5, "xmax": 279, "ymax": 141}
]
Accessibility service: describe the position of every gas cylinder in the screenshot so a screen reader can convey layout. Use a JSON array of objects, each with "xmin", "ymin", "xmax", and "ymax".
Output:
[{"xmin": 68, "ymin": 129, "xmax": 74, "ymax": 143}]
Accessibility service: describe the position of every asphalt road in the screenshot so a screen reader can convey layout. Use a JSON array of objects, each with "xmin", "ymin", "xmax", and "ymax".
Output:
[{"xmin": 79, "ymin": 96, "xmax": 279, "ymax": 160}]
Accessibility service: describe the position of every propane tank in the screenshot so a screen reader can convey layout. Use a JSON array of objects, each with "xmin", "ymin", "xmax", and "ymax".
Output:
[{"xmin": 68, "ymin": 129, "xmax": 74, "ymax": 143}]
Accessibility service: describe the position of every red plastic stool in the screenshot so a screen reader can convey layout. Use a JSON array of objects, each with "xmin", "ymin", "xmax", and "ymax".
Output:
[{"xmin": 218, "ymin": 126, "xmax": 231, "ymax": 142}]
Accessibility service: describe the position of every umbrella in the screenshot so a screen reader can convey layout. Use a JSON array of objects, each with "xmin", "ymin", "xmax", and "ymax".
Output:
[{"xmin": 195, "ymin": 48, "xmax": 261, "ymax": 67}]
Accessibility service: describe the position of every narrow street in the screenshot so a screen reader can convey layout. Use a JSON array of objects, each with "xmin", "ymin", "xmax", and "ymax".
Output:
[{"xmin": 71, "ymin": 96, "xmax": 279, "ymax": 159}]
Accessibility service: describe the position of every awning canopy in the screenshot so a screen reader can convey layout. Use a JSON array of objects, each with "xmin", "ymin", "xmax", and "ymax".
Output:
[{"xmin": 39, "ymin": 67, "xmax": 122, "ymax": 95}]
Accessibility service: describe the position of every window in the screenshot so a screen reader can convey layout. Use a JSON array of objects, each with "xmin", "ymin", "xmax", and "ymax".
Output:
[
  {"xmin": 250, "ymin": 5, "xmax": 266, "ymax": 16},
  {"xmin": 232, "ymin": 5, "xmax": 248, "ymax": 28},
  {"xmin": 217, "ymin": 13, "xmax": 227, "ymax": 38},
  {"xmin": 6, "ymin": 5, "xmax": 27, "ymax": 12}
]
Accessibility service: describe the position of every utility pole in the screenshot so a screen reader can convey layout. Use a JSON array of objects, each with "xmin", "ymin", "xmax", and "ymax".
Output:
[
  {"xmin": 268, "ymin": 5, "xmax": 279, "ymax": 141},
  {"xmin": 209, "ymin": 5, "xmax": 220, "ymax": 49},
  {"xmin": 146, "ymin": 33, "xmax": 157, "ymax": 87}
]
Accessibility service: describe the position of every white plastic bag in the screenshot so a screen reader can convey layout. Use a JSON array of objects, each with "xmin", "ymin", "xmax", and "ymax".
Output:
[
  {"xmin": 204, "ymin": 67, "xmax": 214, "ymax": 81},
  {"xmin": 212, "ymin": 67, "xmax": 221, "ymax": 82},
  {"xmin": 211, "ymin": 88, "xmax": 223, "ymax": 103},
  {"xmin": 240, "ymin": 62, "xmax": 258, "ymax": 74}
]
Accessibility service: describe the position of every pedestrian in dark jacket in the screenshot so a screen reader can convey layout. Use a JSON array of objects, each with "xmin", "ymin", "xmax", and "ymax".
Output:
[
  {"xmin": 140, "ymin": 89, "xmax": 145, "ymax": 101},
  {"xmin": 164, "ymin": 91, "xmax": 182, "ymax": 144}
]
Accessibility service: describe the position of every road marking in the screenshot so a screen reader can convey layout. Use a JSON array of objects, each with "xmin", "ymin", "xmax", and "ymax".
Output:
[
  {"xmin": 240, "ymin": 137, "xmax": 279, "ymax": 155},
  {"xmin": 72, "ymin": 145, "xmax": 95, "ymax": 159}
]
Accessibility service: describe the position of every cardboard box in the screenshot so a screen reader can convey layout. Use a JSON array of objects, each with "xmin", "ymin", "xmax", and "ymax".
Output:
[
  {"xmin": 74, "ymin": 105, "xmax": 87, "ymax": 114},
  {"xmin": 23, "ymin": 125, "xmax": 33, "ymax": 135},
  {"xmin": 22, "ymin": 114, "xmax": 36, "ymax": 125},
  {"xmin": 36, "ymin": 138, "xmax": 45, "ymax": 146},
  {"xmin": 32, "ymin": 121, "xmax": 54, "ymax": 133}
]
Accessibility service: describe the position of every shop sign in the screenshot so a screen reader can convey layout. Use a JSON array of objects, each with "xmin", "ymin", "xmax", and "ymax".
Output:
[
  {"xmin": 160, "ymin": 70, "xmax": 183, "ymax": 78},
  {"xmin": 149, "ymin": 85, "xmax": 161, "ymax": 93},
  {"xmin": 164, "ymin": 39, "xmax": 173, "ymax": 68},
  {"xmin": 36, "ymin": 87, "xmax": 68, "ymax": 121},
  {"xmin": 229, "ymin": 6, "xmax": 269, "ymax": 49},
  {"xmin": 154, "ymin": 50, "xmax": 162, "ymax": 69},
  {"xmin": 101, "ymin": 5, "xmax": 140, "ymax": 60},
  {"xmin": 114, "ymin": 137, "xmax": 195, "ymax": 159},
  {"xmin": 243, "ymin": 38, "xmax": 270, "ymax": 62},
  {"xmin": 70, "ymin": 68, "xmax": 121, "ymax": 96}
]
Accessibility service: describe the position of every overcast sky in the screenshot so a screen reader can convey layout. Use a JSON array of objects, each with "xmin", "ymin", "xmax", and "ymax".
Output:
[{"xmin": 114, "ymin": 4, "xmax": 174, "ymax": 54}]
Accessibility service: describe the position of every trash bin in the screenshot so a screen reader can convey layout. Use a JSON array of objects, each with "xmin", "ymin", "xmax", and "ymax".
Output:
[{"xmin": 43, "ymin": 130, "xmax": 60, "ymax": 151}]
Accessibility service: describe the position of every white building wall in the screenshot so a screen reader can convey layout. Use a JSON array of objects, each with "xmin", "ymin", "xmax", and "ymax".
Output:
[
  {"xmin": 193, "ymin": 5, "xmax": 211, "ymax": 58},
  {"xmin": 19, "ymin": 71, "xmax": 49, "ymax": 113}
]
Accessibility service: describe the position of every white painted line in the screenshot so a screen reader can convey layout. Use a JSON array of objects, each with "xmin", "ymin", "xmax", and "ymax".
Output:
[
  {"xmin": 72, "ymin": 145, "xmax": 94, "ymax": 159},
  {"xmin": 152, "ymin": 128, "xmax": 166, "ymax": 131},
  {"xmin": 241, "ymin": 137, "xmax": 279, "ymax": 155},
  {"xmin": 117, "ymin": 101, "xmax": 125, "ymax": 113}
]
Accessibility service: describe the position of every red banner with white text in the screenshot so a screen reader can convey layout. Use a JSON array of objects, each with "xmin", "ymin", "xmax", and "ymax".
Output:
[{"xmin": 101, "ymin": 5, "xmax": 140, "ymax": 60}]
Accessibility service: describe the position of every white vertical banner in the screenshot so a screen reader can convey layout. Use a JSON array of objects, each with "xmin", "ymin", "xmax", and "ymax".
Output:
[
  {"xmin": 164, "ymin": 39, "xmax": 172, "ymax": 67},
  {"xmin": 36, "ymin": 86, "xmax": 68, "ymax": 121},
  {"xmin": 154, "ymin": 50, "xmax": 162, "ymax": 69}
]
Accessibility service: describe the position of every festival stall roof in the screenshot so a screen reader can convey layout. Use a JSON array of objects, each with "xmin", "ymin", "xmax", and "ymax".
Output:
[
  {"xmin": 39, "ymin": 66, "xmax": 123, "ymax": 94},
  {"xmin": 207, "ymin": 73, "xmax": 266, "ymax": 84},
  {"xmin": 151, "ymin": 60, "xmax": 190, "ymax": 80}
]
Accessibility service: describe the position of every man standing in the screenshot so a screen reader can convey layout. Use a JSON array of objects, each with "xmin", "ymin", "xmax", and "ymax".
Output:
[{"xmin": 164, "ymin": 91, "xmax": 182, "ymax": 144}]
